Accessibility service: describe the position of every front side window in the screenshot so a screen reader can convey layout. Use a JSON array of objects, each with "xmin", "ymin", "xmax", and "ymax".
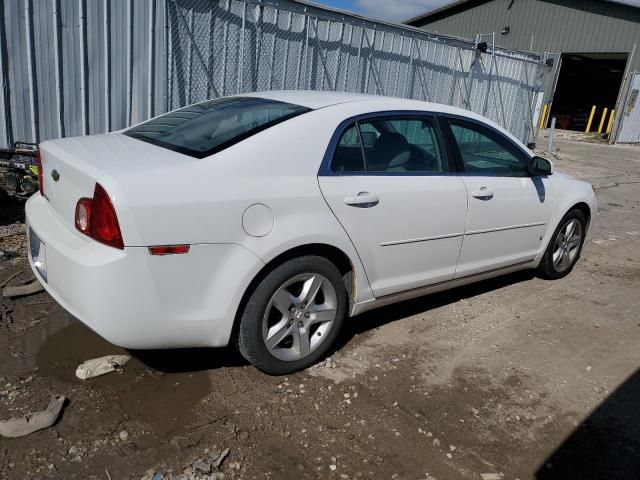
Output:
[
  {"xmin": 330, "ymin": 116, "xmax": 448, "ymax": 174},
  {"xmin": 125, "ymin": 97, "xmax": 310, "ymax": 158},
  {"xmin": 447, "ymin": 119, "xmax": 529, "ymax": 177}
]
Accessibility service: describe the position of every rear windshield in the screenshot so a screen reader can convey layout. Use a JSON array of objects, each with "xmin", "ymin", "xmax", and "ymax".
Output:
[{"xmin": 124, "ymin": 97, "xmax": 310, "ymax": 158}]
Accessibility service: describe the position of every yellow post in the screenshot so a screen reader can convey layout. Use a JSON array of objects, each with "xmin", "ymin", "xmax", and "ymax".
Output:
[
  {"xmin": 539, "ymin": 103, "xmax": 549, "ymax": 129},
  {"xmin": 585, "ymin": 105, "xmax": 597, "ymax": 133},
  {"xmin": 606, "ymin": 109, "xmax": 615, "ymax": 134},
  {"xmin": 597, "ymin": 107, "xmax": 608, "ymax": 134}
]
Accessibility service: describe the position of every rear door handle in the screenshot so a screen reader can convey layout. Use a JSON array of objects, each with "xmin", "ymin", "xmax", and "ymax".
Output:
[
  {"xmin": 345, "ymin": 192, "xmax": 379, "ymax": 208},
  {"xmin": 471, "ymin": 187, "xmax": 494, "ymax": 200}
]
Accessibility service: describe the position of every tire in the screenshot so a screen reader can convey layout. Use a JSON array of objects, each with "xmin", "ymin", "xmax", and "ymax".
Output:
[
  {"xmin": 537, "ymin": 209, "xmax": 586, "ymax": 279},
  {"xmin": 237, "ymin": 255, "xmax": 347, "ymax": 375}
]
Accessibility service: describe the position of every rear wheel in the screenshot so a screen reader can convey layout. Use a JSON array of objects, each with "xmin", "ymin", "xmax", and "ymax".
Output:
[
  {"xmin": 237, "ymin": 256, "xmax": 347, "ymax": 375},
  {"xmin": 537, "ymin": 209, "xmax": 586, "ymax": 279}
]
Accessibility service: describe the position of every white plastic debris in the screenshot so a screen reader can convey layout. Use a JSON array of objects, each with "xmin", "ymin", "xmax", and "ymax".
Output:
[
  {"xmin": 3, "ymin": 279, "xmax": 44, "ymax": 298},
  {"xmin": 75, "ymin": 355, "xmax": 131, "ymax": 380},
  {"xmin": 0, "ymin": 395, "xmax": 66, "ymax": 438}
]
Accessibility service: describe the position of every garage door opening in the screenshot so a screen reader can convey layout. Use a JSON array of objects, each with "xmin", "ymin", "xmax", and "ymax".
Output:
[{"xmin": 549, "ymin": 53, "xmax": 627, "ymax": 132}]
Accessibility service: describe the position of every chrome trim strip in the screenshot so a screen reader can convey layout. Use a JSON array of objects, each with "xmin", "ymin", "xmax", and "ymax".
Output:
[
  {"xmin": 380, "ymin": 222, "xmax": 545, "ymax": 247},
  {"xmin": 380, "ymin": 232, "xmax": 464, "ymax": 247},
  {"xmin": 466, "ymin": 221, "xmax": 546, "ymax": 236}
]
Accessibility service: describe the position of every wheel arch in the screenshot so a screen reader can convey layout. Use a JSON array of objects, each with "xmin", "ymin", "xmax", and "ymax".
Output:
[
  {"xmin": 229, "ymin": 243, "xmax": 357, "ymax": 346},
  {"xmin": 570, "ymin": 201, "xmax": 591, "ymax": 228}
]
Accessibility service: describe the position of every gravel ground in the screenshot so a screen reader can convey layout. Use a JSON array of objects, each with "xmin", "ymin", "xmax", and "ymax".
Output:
[{"xmin": 0, "ymin": 138, "xmax": 639, "ymax": 480}]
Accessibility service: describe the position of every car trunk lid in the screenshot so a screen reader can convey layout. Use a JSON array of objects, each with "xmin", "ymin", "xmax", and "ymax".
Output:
[{"xmin": 38, "ymin": 132, "xmax": 190, "ymax": 237}]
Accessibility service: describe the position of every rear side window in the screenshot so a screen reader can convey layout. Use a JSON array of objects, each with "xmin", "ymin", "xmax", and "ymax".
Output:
[
  {"xmin": 331, "ymin": 125, "xmax": 366, "ymax": 173},
  {"xmin": 330, "ymin": 116, "xmax": 448, "ymax": 174},
  {"xmin": 125, "ymin": 97, "xmax": 310, "ymax": 158}
]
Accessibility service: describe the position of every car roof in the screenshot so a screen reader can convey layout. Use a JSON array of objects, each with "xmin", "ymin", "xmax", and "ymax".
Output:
[
  {"xmin": 246, "ymin": 90, "xmax": 380, "ymax": 109},
  {"xmin": 240, "ymin": 90, "xmax": 528, "ymax": 151},
  {"xmin": 246, "ymin": 90, "xmax": 477, "ymax": 118}
]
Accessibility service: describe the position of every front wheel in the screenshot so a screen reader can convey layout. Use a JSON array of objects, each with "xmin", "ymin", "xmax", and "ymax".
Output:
[
  {"xmin": 237, "ymin": 256, "xmax": 347, "ymax": 375},
  {"xmin": 537, "ymin": 209, "xmax": 586, "ymax": 279}
]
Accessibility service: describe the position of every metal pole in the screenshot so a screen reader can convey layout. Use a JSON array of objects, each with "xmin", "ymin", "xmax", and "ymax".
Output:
[
  {"xmin": 52, "ymin": 0, "xmax": 64, "ymax": 137},
  {"xmin": 547, "ymin": 116, "xmax": 556, "ymax": 154},
  {"xmin": 238, "ymin": 1, "xmax": 246, "ymax": 94},
  {"xmin": 104, "ymin": 0, "xmax": 111, "ymax": 130},
  {"xmin": 221, "ymin": 0, "xmax": 230, "ymax": 95},
  {"xmin": 303, "ymin": 12, "xmax": 310, "ymax": 89},
  {"xmin": 281, "ymin": 11, "xmax": 292, "ymax": 90},
  {"xmin": 126, "ymin": 0, "xmax": 133, "ymax": 124},
  {"xmin": 25, "ymin": 0, "xmax": 38, "ymax": 141},
  {"xmin": 147, "ymin": 0, "xmax": 155, "ymax": 119},
  {"xmin": 164, "ymin": 0, "xmax": 169, "ymax": 112}
]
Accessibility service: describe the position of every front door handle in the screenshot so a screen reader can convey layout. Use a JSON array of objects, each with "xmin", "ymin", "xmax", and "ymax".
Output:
[
  {"xmin": 471, "ymin": 187, "xmax": 494, "ymax": 200},
  {"xmin": 345, "ymin": 192, "xmax": 379, "ymax": 208}
]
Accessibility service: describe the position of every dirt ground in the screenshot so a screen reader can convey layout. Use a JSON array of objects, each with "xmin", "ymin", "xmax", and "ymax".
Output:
[{"xmin": 1, "ymin": 137, "xmax": 639, "ymax": 480}]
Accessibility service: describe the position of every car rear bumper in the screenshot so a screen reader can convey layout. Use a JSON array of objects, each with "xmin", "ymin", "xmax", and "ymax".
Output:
[{"xmin": 25, "ymin": 194, "xmax": 264, "ymax": 349}]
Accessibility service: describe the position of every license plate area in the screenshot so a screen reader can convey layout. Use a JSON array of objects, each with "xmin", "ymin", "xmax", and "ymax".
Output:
[{"xmin": 29, "ymin": 227, "xmax": 47, "ymax": 283}]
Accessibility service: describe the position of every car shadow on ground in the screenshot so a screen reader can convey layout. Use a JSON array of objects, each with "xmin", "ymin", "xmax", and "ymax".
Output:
[
  {"xmin": 134, "ymin": 270, "xmax": 536, "ymax": 374},
  {"xmin": 132, "ymin": 346, "xmax": 248, "ymax": 373},
  {"xmin": 536, "ymin": 367, "xmax": 640, "ymax": 480},
  {"xmin": 334, "ymin": 269, "xmax": 536, "ymax": 351}
]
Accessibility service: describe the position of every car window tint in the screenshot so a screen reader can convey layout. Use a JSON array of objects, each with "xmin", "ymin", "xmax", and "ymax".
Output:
[
  {"xmin": 125, "ymin": 97, "xmax": 310, "ymax": 158},
  {"xmin": 359, "ymin": 122, "xmax": 380, "ymax": 148},
  {"xmin": 331, "ymin": 124, "xmax": 366, "ymax": 173},
  {"xmin": 448, "ymin": 120, "xmax": 528, "ymax": 177},
  {"xmin": 360, "ymin": 117, "xmax": 447, "ymax": 173}
]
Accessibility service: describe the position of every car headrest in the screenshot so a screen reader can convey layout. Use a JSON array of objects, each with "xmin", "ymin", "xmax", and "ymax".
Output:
[{"xmin": 370, "ymin": 132, "xmax": 410, "ymax": 171}]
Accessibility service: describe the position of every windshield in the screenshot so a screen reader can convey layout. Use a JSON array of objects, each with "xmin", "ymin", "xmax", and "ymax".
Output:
[{"xmin": 124, "ymin": 97, "xmax": 311, "ymax": 158}]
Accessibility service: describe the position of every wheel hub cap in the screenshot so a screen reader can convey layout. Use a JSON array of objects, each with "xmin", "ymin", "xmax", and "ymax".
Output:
[
  {"xmin": 552, "ymin": 218, "xmax": 583, "ymax": 273},
  {"xmin": 262, "ymin": 273, "xmax": 338, "ymax": 362}
]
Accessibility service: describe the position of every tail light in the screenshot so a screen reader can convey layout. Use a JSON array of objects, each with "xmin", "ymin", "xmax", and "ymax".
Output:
[
  {"xmin": 148, "ymin": 245, "xmax": 190, "ymax": 256},
  {"xmin": 36, "ymin": 148, "xmax": 44, "ymax": 197},
  {"xmin": 75, "ymin": 183, "xmax": 124, "ymax": 250}
]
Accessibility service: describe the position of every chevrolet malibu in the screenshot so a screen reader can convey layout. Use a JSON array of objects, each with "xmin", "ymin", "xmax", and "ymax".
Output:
[{"xmin": 26, "ymin": 91, "xmax": 597, "ymax": 374}]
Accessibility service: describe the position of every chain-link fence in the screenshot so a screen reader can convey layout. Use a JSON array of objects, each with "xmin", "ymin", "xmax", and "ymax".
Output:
[{"xmin": 166, "ymin": 0, "xmax": 552, "ymax": 143}]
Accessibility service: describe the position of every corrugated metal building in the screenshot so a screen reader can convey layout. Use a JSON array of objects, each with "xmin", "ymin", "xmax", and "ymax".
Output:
[
  {"xmin": 0, "ymin": 0, "xmax": 167, "ymax": 150},
  {"xmin": 0, "ymin": 0, "xmax": 552, "ymax": 153},
  {"xmin": 407, "ymin": 0, "xmax": 640, "ymax": 141}
]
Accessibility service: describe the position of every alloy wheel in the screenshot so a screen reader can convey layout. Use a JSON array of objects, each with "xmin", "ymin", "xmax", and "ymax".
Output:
[
  {"xmin": 262, "ymin": 273, "xmax": 338, "ymax": 362},
  {"xmin": 552, "ymin": 218, "xmax": 583, "ymax": 273}
]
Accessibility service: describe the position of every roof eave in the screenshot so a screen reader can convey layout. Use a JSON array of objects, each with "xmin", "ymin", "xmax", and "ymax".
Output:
[
  {"xmin": 404, "ymin": 0, "xmax": 475, "ymax": 25},
  {"xmin": 404, "ymin": 0, "xmax": 640, "ymax": 26}
]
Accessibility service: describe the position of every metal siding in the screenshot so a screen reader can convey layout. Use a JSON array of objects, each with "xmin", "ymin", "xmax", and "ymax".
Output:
[
  {"xmin": 617, "ymin": 72, "xmax": 640, "ymax": 142},
  {"xmin": 0, "ymin": 0, "xmax": 166, "ymax": 148},
  {"xmin": 412, "ymin": 0, "xmax": 640, "ymax": 72},
  {"xmin": 1, "ymin": 0, "xmax": 552, "ymax": 148}
]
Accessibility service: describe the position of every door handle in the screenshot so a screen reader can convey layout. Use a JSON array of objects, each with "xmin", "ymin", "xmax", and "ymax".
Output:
[
  {"xmin": 471, "ymin": 187, "xmax": 494, "ymax": 200},
  {"xmin": 345, "ymin": 192, "xmax": 379, "ymax": 208}
]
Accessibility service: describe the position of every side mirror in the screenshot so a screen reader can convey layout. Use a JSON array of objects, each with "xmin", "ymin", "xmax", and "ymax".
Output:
[{"xmin": 529, "ymin": 156, "xmax": 553, "ymax": 176}]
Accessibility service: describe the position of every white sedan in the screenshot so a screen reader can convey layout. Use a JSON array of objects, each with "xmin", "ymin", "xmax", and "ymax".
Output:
[{"xmin": 26, "ymin": 91, "xmax": 597, "ymax": 374}]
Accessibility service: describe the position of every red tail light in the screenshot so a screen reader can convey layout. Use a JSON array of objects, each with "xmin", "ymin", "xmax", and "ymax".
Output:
[
  {"xmin": 75, "ymin": 183, "xmax": 124, "ymax": 250},
  {"xmin": 36, "ymin": 148, "xmax": 44, "ymax": 197},
  {"xmin": 149, "ymin": 245, "xmax": 190, "ymax": 256}
]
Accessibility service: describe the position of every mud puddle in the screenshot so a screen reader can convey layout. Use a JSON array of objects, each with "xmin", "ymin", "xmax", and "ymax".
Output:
[{"xmin": 0, "ymin": 308, "xmax": 212, "ymax": 437}]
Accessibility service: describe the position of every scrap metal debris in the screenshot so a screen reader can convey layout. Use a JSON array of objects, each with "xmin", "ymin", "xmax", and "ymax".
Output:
[
  {"xmin": 75, "ymin": 355, "xmax": 131, "ymax": 380},
  {"xmin": 0, "ymin": 395, "xmax": 66, "ymax": 438}
]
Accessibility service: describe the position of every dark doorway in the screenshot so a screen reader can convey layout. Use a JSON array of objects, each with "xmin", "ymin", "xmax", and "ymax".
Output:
[{"xmin": 549, "ymin": 53, "xmax": 627, "ymax": 131}]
